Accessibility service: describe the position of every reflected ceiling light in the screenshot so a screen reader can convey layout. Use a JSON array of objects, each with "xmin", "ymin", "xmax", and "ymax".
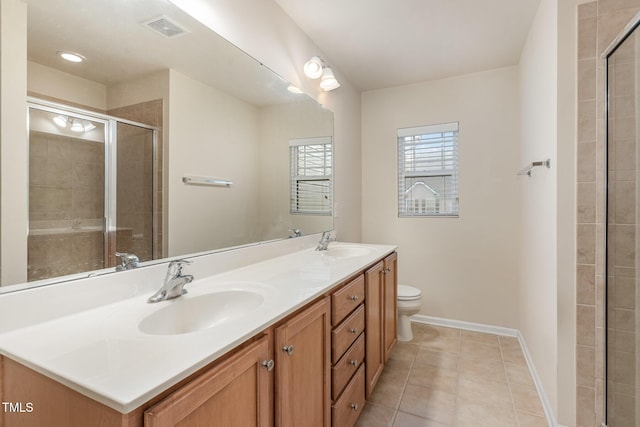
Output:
[
  {"xmin": 53, "ymin": 115, "xmax": 68, "ymax": 128},
  {"xmin": 319, "ymin": 66, "xmax": 340, "ymax": 91},
  {"xmin": 52, "ymin": 115, "xmax": 96, "ymax": 133},
  {"xmin": 303, "ymin": 56, "xmax": 324, "ymax": 79},
  {"xmin": 70, "ymin": 119, "xmax": 84, "ymax": 132},
  {"xmin": 287, "ymin": 84, "xmax": 303, "ymax": 94},
  {"xmin": 58, "ymin": 51, "xmax": 85, "ymax": 63}
]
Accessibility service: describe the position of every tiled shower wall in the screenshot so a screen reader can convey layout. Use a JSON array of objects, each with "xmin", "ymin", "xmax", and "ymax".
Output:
[
  {"xmin": 28, "ymin": 131, "xmax": 105, "ymax": 280},
  {"xmin": 577, "ymin": 1, "xmax": 640, "ymax": 426},
  {"xmin": 108, "ymin": 99, "xmax": 164, "ymax": 261}
]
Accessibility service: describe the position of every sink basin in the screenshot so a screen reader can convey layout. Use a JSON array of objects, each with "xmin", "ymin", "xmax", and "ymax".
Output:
[
  {"xmin": 321, "ymin": 245, "xmax": 374, "ymax": 258},
  {"xmin": 139, "ymin": 290, "xmax": 265, "ymax": 335}
]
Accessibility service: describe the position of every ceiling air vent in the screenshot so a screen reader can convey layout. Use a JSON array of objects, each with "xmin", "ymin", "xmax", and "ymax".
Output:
[{"xmin": 143, "ymin": 15, "xmax": 188, "ymax": 38}]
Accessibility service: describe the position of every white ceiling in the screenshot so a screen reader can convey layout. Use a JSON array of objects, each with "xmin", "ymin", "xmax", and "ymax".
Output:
[
  {"xmin": 273, "ymin": 0, "xmax": 541, "ymax": 91},
  {"xmin": 25, "ymin": 0, "xmax": 301, "ymax": 107}
]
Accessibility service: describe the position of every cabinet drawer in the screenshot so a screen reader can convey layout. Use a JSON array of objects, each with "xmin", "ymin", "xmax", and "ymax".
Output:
[
  {"xmin": 331, "ymin": 275, "xmax": 365, "ymax": 326},
  {"xmin": 332, "ymin": 333, "xmax": 365, "ymax": 400},
  {"xmin": 331, "ymin": 364, "xmax": 365, "ymax": 427},
  {"xmin": 332, "ymin": 305, "xmax": 365, "ymax": 362}
]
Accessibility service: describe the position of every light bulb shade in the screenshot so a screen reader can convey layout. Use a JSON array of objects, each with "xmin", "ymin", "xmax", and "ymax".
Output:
[
  {"xmin": 70, "ymin": 119, "xmax": 84, "ymax": 132},
  {"xmin": 320, "ymin": 67, "xmax": 340, "ymax": 91},
  {"xmin": 53, "ymin": 115, "xmax": 68, "ymax": 128},
  {"xmin": 303, "ymin": 56, "xmax": 323, "ymax": 79},
  {"xmin": 83, "ymin": 122, "xmax": 96, "ymax": 132}
]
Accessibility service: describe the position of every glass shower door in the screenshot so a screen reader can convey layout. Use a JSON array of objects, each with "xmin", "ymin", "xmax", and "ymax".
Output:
[
  {"xmin": 112, "ymin": 122, "xmax": 156, "ymax": 265},
  {"xmin": 605, "ymin": 20, "xmax": 640, "ymax": 427}
]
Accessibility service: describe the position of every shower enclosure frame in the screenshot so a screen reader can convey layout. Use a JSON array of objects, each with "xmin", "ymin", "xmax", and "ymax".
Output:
[
  {"xmin": 602, "ymin": 10, "xmax": 640, "ymax": 427},
  {"xmin": 26, "ymin": 97, "xmax": 159, "ymax": 273}
]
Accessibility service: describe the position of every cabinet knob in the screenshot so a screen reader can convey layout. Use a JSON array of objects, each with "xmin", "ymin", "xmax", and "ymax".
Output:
[
  {"xmin": 349, "ymin": 359, "xmax": 358, "ymax": 367},
  {"xmin": 282, "ymin": 345, "xmax": 294, "ymax": 356},
  {"xmin": 349, "ymin": 295, "xmax": 359, "ymax": 301},
  {"xmin": 351, "ymin": 403, "xmax": 359, "ymax": 411},
  {"xmin": 261, "ymin": 359, "xmax": 275, "ymax": 371},
  {"xmin": 383, "ymin": 267, "xmax": 391, "ymax": 274},
  {"xmin": 350, "ymin": 328, "xmax": 358, "ymax": 335}
]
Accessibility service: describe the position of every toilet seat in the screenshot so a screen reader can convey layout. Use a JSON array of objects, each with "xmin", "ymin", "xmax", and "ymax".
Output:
[{"xmin": 398, "ymin": 284, "xmax": 421, "ymax": 301}]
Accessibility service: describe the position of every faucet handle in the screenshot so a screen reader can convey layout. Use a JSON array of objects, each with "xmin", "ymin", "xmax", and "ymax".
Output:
[
  {"xmin": 114, "ymin": 252, "xmax": 140, "ymax": 271},
  {"xmin": 167, "ymin": 259, "xmax": 192, "ymax": 275},
  {"xmin": 289, "ymin": 229, "xmax": 302, "ymax": 238}
]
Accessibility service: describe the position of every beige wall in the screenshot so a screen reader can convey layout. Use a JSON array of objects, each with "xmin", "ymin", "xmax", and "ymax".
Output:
[
  {"xmin": 167, "ymin": 69, "xmax": 261, "ymax": 255},
  {"xmin": 257, "ymin": 100, "xmax": 334, "ymax": 241},
  {"xmin": 28, "ymin": 62, "xmax": 107, "ymax": 110},
  {"xmin": 518, "ymin": 0, "xmax": 559, "ymax": 420},
  {"xmin": 169, "ymin": 0, "xmax": 363, "ymax": 243},
  {"xmin": 361, "ymin": 66, "xmax": 521, "ymax": 328},
  {"xmin": 0, "ymin": 0, "xmax": 28, "ymax": 285}
]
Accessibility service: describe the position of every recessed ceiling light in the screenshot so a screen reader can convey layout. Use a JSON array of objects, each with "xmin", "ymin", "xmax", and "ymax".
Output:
[
  {"xmin": 287, "ymin": 85, "xmax": 303, "ymax": 94},
  {"xmin": 58, "ymin": 51, "xmax": 85, "ymax": 63}
]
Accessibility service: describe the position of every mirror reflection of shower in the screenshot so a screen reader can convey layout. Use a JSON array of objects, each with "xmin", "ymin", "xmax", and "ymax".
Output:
[{"xmin": 27, "ymin": 100, "xmax": 160, "ymax": 281}]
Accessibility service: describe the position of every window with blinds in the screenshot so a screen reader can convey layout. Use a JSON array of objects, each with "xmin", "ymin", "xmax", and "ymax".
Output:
[
  {"xmin": 397, "ymin": 122, "xmax": 459, "ymax": 217},
  {"xmin": 290, "ymin": 137, "xmax": 332, "ymax": 215}
]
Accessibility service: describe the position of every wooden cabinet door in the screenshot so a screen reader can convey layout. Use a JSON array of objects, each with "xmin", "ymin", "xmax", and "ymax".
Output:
[
  {"xmin": 364, "ymin": 261, "xmax": 384, "ymax": 399},
  {"xmin": 275, "ymin": 297, "xmax": 331, "ymax": 427},
  {"xmin": 144, "ymin": 335, "xmax": 272, "ymax": 427},
  {"xmin": 383, "ymin": 252, "xmax": 398, "ymax": 363}
]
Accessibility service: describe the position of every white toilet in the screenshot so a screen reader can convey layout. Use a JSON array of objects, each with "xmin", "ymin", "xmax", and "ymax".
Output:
[{"xmin": 397, "ymin": 284, "xmax": 422, "ymax": 342}]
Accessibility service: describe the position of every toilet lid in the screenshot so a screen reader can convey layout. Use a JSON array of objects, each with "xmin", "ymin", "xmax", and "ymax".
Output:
[{"xmin": 398, "ymin": 284, "xmax": 421, "ymax": 300}]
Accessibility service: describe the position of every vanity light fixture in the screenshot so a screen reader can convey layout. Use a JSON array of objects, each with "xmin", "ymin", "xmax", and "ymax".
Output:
[
  {"xmin": 72, "ymin": 120, "xmax": 96, "ymax": 133},
  {"xmin": 53, "ymin": 115, "xmax": 96, "ymax": 133},
  {"xmin": 53, "ymin": 114, "xmax": 68, "ymax": 128},
  {"xmin": 58, "ymin": 51, "xmax": 85, "ymax": 63},
  {"xmin": 70, "ymin": 119, "xmax": 84, "ymax": 132},
  {"xmin": 319, "ymin": 66, "xmax": 340, "ymax": 91},
  {"xmin": 303, "ymin": 56, "xmax": 340, "ymax": 91},
  {"xmin": 303, "ymin": 56, "xmax": 324, "ymax": 79}
]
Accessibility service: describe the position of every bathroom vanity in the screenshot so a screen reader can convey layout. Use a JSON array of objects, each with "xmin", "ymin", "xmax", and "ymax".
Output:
[{"xmin": 0, "ymin": 238, "xmax": 397, "ymax": 427}]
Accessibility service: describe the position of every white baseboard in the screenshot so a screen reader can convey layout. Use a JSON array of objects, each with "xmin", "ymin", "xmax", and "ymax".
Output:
[
  {"xmin": 411, "ymin": 314, "xmax": 518, "ymax": 337},
  {"xmin": 411, "ymin": 315, "xmax": 558, "ymax": 427}
]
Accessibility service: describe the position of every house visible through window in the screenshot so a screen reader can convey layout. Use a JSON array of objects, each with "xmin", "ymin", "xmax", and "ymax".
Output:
[
  {"xmin": 397, "ymin": 122, "xmax": 459, "ymax": 217},
  {"xmin": 290, "ymin": 137, "xmax": 332, "ymax": 215}
]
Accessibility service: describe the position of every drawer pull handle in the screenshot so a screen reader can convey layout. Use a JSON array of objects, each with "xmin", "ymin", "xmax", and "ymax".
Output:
[
  {"xmin": 282, "ymin": 345, "xmax": 294, "ymax": 356},
  {"xmin": 350, "ymin": 328, "xmax": 358, "ymax": 335},
  {"xmin": 351, "ymin": 403, "xmax": 359, "ymax": 411},
  {"xmin": 261, "ymin": 359, "xmax": 275, "ymax": 371},
  {"xmin": 349, "ymin": 359, "xmax": 358, "ymax": 366},
  {"xmin": 349, "ymin": 295, "xmax": 359, "ymax": 301}
]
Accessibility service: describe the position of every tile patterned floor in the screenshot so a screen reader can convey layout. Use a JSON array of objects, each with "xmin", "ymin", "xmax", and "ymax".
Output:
[{"xmin": 355, "ymin": 323, "xmax": 548, "ymax": 427}]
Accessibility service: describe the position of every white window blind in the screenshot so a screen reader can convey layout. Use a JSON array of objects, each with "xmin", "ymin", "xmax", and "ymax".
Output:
[
  {"xmin": 290, "ymin": 137, "xmax": 332, "ymax": 215},
  {"xmin": 397, "ymin": 122, "xmax": 459, "ymax": 217}
]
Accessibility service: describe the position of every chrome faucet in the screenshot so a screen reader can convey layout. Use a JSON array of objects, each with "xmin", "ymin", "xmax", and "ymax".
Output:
[
  {"xmin": 315, "ymin": 231, "xmax": 336, "ymax": 251},
  {"xmin": 289, "ymin": 229, "xmax": 302, "ymax": 238},
  {"xmin": 115, "ymin": 252, "xmax": 140, "ymax": 271},
  {"xmin": 147, "ymin": 259, "xmax": 194, "ymax": 303}
]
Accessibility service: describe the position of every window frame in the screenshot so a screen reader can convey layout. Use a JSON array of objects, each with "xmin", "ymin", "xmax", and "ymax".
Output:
[
  {"xmin": 289, "ymin": 137, "xmax": 333, "ymax": 216},
  {"xmin": 397, "ymin": 122, "xmax": 459, "ymax": 218}
]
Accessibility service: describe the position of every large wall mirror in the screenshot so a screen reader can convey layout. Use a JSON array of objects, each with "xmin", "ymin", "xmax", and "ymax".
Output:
[{"xmin": 1, "ymin": 0, "xmax": 333, "ymax": 290}]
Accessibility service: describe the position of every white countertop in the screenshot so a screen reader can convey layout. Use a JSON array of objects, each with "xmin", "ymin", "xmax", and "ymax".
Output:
[{"xmin": 0, "ymin": 242, "xmax": 396, "ymax": 413}]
